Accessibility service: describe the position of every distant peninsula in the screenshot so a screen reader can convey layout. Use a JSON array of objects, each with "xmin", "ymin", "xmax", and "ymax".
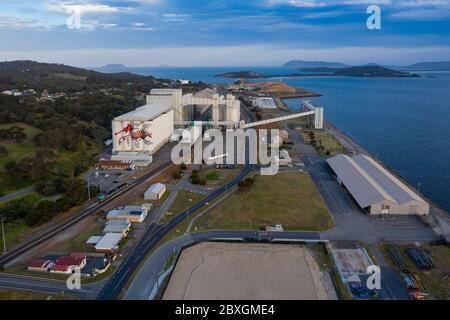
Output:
[
  {"xmin": 333, "ymin": 66, "xmax": 420, "ymax": 78},
  {"xmin": 100, "ymin": 63, "xmax": 126, "ymax": 69},
  {"xmin": 215, "ymin": 71, "xmax": 267, "ymax": 79},
  {"xmin": 215, "ymin": 66, "xmax": 420, "ymax": 79},
  {"xmin": 283, "ymin": 60, "xmax": 348, "ymax": 69}
]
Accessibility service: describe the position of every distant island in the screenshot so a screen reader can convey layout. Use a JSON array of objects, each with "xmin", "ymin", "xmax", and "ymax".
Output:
[
  {"xmin": 215, "ymin": 66, "xmax": 420, "ymax": 79},
  {"xmin": 283, "ymin": 60, "xmax": 348, "ymax": 69},
  {"xmin": 298, "ymin": 67, "xmax": 341, "ymax": 73},
  {"xmin": 406, "ymin": 61, "xmax": 450, "ymax": 71},
  {"xmin": 333, "ymin": 66, "xmax": 420, "ymax": 78},
  {"xmin": 100, "ymin": 63, "xmax": 126, "ymax": 69},
  {"xmin": 215, "ymin": 71, "xmax": 267, "ymax": 79},
  {"xmin": 282, "ymin": 59, "xmax": 450, "ymax": 71}
]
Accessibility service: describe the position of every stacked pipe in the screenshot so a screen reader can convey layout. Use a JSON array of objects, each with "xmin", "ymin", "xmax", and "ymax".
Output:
[
  {"xmin": 387, "ymin": 244, "xmax": 408, "ymax": 271},
  {"xmin": 401, "ymin": 272, "xmax": 419, "ymax": 290},
  {"xmin": 407, "ymin": 248, "xmax": 436, "ymax": 270}
]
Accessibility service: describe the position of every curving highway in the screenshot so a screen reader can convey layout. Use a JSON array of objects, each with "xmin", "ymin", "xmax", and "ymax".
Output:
[{"xmin": 96, "ymin": 165, "xmax": 254, "ymax": 299}]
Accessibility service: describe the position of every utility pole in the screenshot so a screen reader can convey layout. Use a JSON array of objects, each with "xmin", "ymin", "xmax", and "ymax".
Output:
[
  {"xmin": 1, "ymin": 217, "xmax": 6, "ymax": 254},
  {"xmin": 187, "ymin": 207, "xmax": 190, "ymax": 228},
  {"xmin": 87, "ymin": 176, "xmax": 91, "ymax": 201},
  {"xmin": 172, "ymin": 236, "xmax": 176, "ymax": 255},
  {"xmin": 417, "ymin": 182, "xmax": 421, "ymax": 193}
]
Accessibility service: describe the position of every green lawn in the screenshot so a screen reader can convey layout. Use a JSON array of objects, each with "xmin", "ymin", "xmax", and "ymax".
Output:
[
  {"xmin": 160, "ymin": 189, "xmax": 205, "ymax": 223},
  {"xmin": 194, "ymin": 172, "xmax": 334, "ymax": 231},
  {"xmin": 198, "ymin": 168, "xmax": 241, "ymax": 186},
  {"xmin": 0, "ymin": 220, "xmax": 28, "ymax": 252},
  {"xmin": 0, "ymin": 123, "xmax": 41, "ymax": 170},
  {"xmin": 53, "ymin": 220, "xmax": 105, "ymax": 253},
  {"xmin": 306, "ymin": 130, "xmax": 346, "ymax": 157},
  {"xmin": 0, "ymin": 289, "xmax": 75, "ymax": 300},
  {"xmin": 0, "ymin": 123, "xmax": 42, "ymax": 195},
  {"xmin": 0, "ymin": 193, "xmax": 43, "ymax": 249}
]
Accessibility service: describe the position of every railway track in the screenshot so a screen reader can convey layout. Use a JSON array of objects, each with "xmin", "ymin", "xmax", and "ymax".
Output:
[{"xmin": 0, "ymin": 160, "xmax": 172, "ymax": 267}]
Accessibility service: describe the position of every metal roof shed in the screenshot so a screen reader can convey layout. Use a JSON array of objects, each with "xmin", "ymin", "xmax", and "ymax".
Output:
[
  {"xmin": 327, "ymin": 154, "xmax": 429, "ymax": 215},
  {"xmin": 94, "ymin": 233, "xmax": 123, "ymax": 253}
]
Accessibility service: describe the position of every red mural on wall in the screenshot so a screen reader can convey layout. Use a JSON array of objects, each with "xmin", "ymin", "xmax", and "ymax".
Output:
[{"xmin": 115, "ymin": 123, "xmax": 152, "ymax": 145}]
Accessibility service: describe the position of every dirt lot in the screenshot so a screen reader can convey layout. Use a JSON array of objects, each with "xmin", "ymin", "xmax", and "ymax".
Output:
[{"xmin": 163, "ymin": 242, "xmax": 337, "ymax": 300}]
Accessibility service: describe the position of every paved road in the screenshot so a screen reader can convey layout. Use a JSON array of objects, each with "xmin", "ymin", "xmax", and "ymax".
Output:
[
  {"xmin": 0, "ymin": 272, "xmax": 102, "ymax": 299},
  {"xmin": 124, "ymin": 230, "xmax": 322, "ymax": 300},
  {"xmin": 0, "ymin": 186, "xmax": 35, "ymax": 203},
  {"xmin": 97, "ymin": 165, "xmax": 254, "ymax": 300},
  {"xmin": 285, "ymin": 122, "xmax": 438, "ymax": 300},
  {"xmin": 98, "ymin": 103, "xmax": 259, "ymax": 300}
]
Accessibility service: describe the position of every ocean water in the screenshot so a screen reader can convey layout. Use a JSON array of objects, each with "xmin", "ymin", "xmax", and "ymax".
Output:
[
  {"xmin": 283, "ymin": 73, "xmax": 450, "ymax": 213},
  {"xmin": 102, "ymin": 66, "xmax": 450, "ymax": 213}
]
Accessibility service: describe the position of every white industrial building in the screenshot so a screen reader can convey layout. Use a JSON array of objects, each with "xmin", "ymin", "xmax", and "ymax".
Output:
[
  {"xmin": 94, "ymin": 233, "xmax": 123, "ymax": 254},
  {"xmin": 144, "ymin": 183, "xmax": 166, "ymax": 201},
  {"xmin": 147, "ymin": 88, "xmax": 240, "ymax": 125},
  {"xmin": 107, "ymin": 205, "xmax": 149, "ymax": 223},
  {"xmin": 111, "ymin": 88, "xmax": 241, "ymax": 166},
  {"xmin": 252, "ymin": 97, "xmax": 277, "ymax": 109},
  {"xmin": 112, "ymin": 104, "xmax": 174, "ymax": 165},
  {"xmin": 327, "ymin": 154, "xmax": 429, "ymax": 215},
  {"xmin": 103, "ymin": 220, "xmax": 131, "ymax": 237}
]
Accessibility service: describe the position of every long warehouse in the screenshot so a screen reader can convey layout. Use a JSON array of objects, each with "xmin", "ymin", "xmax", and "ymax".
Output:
[{"xmin": 327, "ymin": 154, "xmax": 429, "ymax": 215}]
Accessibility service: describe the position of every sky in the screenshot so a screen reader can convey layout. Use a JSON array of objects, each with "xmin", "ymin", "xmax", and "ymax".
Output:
[{"xmin": 0, "ymin": 0, "xmax": 449, "ymax": 67}]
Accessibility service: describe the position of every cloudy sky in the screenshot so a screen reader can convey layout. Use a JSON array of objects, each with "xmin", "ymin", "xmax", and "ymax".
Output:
[{"xmin": 0, "ymin": 0, "xmax": 449, "ymax": 66}]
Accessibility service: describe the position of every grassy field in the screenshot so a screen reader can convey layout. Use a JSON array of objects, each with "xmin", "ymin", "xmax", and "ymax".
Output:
[
  {"xmin": 0, "ymin": 123, "xmax": 41, "ymax": 170},
  {"xmin": 305, "ymin": 130, "xmax": 346, "ymax": 157},
  {"xmin": 0, "ymin": 289, "xmax": 75, "ymax": 300},
  {"xmin": 197, "ymin": 168, "xmax": 241, "ymax": 186},
  {"xmin": 0, "ymin": 123, "xmax": 42, "ymax": 195},
  {"xmin": 0, "ymin": 193, "xmax": 43, "ymax": 250},
  {"xmin": 194, "ymin": 172, "xmax": 334, "ymax": 231},
  {"xmin": 52, "ymin": 220, "xmax": 105, "ymax": 253},
  {"xmin": 381, "ymin": 243, "xmax": 450, "ymax": 300},
  {"xmin": 161, "ymin": 189, "xmax": 205, "ymax": 223}
]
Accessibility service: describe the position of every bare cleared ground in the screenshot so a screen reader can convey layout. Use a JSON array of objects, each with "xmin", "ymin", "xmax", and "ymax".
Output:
[{"xmin": 163, "ymin": 242, "xmax": 337, "ymax": 300}]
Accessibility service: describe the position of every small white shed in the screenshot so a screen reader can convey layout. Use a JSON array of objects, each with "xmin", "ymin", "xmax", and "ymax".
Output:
[{"xmin": 144, "ymin": 183, "xmax": 166, "ymax": 201}]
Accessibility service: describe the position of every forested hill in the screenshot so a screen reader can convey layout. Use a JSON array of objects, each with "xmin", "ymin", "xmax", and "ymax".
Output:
[
  {"xmin": 0, "ymin": 60, "xmax": 162, "ymax": 92},
  {"xmin": 0, "ymin": 60, "xmax": 176, "ymax": 227}
]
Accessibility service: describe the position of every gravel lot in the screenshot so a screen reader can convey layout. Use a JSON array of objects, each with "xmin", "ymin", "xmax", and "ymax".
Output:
[{"xmin": 163, "ymin": 242, "xmax": 337, "ymax": 300}]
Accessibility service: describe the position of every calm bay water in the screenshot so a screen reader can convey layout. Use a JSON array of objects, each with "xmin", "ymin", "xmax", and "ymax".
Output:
[{"xmin": 102, "ymin": 66, "xmax": 450, "ymax": 213}]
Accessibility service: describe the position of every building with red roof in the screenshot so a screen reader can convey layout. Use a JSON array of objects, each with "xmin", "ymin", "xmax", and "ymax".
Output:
[
  {"xmin": 27, "ymin": 259, "xmax": 54, "ymax": 272},
  {"xmin": 50, "ymin": 253, "xmax": 87, "ymax": 274}
]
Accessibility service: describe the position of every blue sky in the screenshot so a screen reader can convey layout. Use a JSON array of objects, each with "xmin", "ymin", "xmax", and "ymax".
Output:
[{"xmin": 0, "ymin": 0, "xmax": 449, "ymax": 66}]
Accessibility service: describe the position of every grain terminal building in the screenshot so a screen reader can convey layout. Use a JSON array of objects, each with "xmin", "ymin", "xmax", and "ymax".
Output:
[
  {"xmin": 111, "ymin": 88, "xmax": 241, "ymax": 166},
  {"xmin": 327, "ymin": 154, "xmax": 429, "ymax": 215}
]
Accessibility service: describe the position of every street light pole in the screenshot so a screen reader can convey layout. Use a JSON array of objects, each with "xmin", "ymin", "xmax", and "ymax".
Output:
[
  {"xmin": 87, "ymin": 176, "xmax": 91, "ymax": 201},
  {"xmin": 1, "ymin": 217, "xmax": 6, "ymax": 254},
  {"xmin": 187, "ymin": 207, "xmax": 190, "ymax": 228},
  {"xmin": 172, "ymin": 236, "xmax": 176, "ymax": 255}
]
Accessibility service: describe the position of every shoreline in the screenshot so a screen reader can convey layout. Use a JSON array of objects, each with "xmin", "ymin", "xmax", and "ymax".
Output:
[
  {"xmin": 323, "ymin": 120, "xmax": 450, "ymax": 242},
  {"xmin": 273, "ymin": 93, "xmax": 321, "ymax": 112},
  {"xmin": 278, "ymin": 96, "xmax": 450, "ymax": 242}
]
